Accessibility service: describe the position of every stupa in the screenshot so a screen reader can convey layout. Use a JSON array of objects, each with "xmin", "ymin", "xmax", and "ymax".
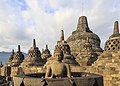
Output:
[
  {"xmin": 45, "ymin": 30, "xmax": 79, "ymax": 67},
  {"xmin": 67, "ymin": 16, "xmax": 103, "ymax": 65},
  {"xmin": 91, "ymin": 21, "xmax": 120, "ymax": 86},
  {"xmin": 41, "ymin": 45, "xmax": 51, "ymax": 62},
  {"xmin": 0, "ymin": 61, "xmax": 3, "ymax": 68},
  {"xmin": 104, "ymin": 21, "xmax": 120, "ymax": 51},
  {"xmin": 21, "ymin": 39, "xmax": 44, "ymax": 68},
  {"xmin": 13, "ymin": 47, "xmax": 103, "ymax": 86},
  {"xmin": 6, "ymin": 49, "xmax": 14, "ymax": 66},
  {"xmin": 76, "ymin": 37, "xmax": 98, "ymax": 66},
  {"xmin": 11, "ymin": 45, "xmax": 24, "ymax": 67}
]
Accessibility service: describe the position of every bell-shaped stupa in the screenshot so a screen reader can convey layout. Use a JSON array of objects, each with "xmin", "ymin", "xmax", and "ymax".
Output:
[
  {"xmin": 6, "ymin": 49, "xmax": 15, "ymax": 66},
  {"xmin": 105, "ymin": 21, "xmax": 120, "ymax": 51},
  {"xmin": 91, "ymin": 21, "xmax": 120, "ymax": 86},
  {"xmin": 41, "ymin": 44, "xmax": 51, "ymax": 62},
  {"xmin": 21, "ymin": 39, "xmax": 44, "ymax": 68},
  {"xmin": 45, "ymin": 30, "xmax": 79, "ymax": 67},
  {"xmin": 67, "ymin": 16, "xmax": 103, "ymax": 65},
  {"xmin": 11, "ymin": 45, "xmax": 24, "ymax": 67}
]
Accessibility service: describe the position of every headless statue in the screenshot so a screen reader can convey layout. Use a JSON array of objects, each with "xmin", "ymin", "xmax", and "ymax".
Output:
[{"xmin": 45, "ymin": 50, "xmax": 71, "ymax": 78}]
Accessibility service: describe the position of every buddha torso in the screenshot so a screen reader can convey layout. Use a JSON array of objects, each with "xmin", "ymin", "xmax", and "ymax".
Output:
[{"xmin": 50, "ymin": 61, "xmax": 67, "ymax": 78}]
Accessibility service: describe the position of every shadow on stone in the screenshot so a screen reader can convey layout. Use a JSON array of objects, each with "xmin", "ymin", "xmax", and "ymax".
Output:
[{"xmin": 20, "ymin": 81, "xmax": 25, "ymax": 86}]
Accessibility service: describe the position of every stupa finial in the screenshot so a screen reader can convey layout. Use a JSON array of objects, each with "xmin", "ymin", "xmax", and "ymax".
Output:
[
  {"xmin": 46, "ymin": 44, "xmax": 48, "ymax": 49},
  {"xmin": 18, "ymin": 45, "xmax": 21, "ymax": 52},
  {"xmin": 113, "ymin": 21, "xmax": 119, "ymax": 34},
  {"xmin": 12, "ymin": 49, "xmax": 14, "ymax": 54},
  {"xmin": 77, "ymin": 16, "xmax": 92, "ymax": 32},
  {"xmin": 60, "ymin": 30, "xmax": 64, "ymax": 41},
  {"xmin": 33, "ymin": 39, "xmax": 36, "ymax": 48}
]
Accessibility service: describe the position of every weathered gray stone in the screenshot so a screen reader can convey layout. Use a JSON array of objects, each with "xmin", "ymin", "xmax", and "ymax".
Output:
[
  {"xmin": 11, "ymin": 45, "xmax": 24, "ymax": 67},
  {"xmin": 21, "ymin": 39, "xmax": 44, "ymax": 68},
  {"xmin": 67, "ymin": 16, "xmax": 103, "ymax": 66}
]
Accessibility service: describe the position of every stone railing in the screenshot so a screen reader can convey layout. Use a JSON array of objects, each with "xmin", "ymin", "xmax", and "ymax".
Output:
[{"xmin": 13, "ymin": 72, "xmax": 103, "ymax": 86}]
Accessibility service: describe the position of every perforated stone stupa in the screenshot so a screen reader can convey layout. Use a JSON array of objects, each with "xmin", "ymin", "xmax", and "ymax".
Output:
[
  {"xmin": 21, "ymin": 39, "xmax": 44, "ymax": 68},
  {"xmin": 11, "ymin": 45, "xmax": 24, "ymax": 67},
  {"xmin": 67, "ymin": 16, "xmax": 103, "ymax": 66},
  {"xmin": 90, "ymin": 21, "xmax": 120, "ymax": 86},
  {"xmin": 104, "ymin": 21, "xmax": 120, "ymax": 51},
  {"xmin": 45, "ymin": 30, "xmax": 79, "ymax": 66},
  {"xmin": 6, "ymin": 49, "xmax": 14, "ymax": 66},
  {"xmin": 41, "ymin": 45, "xmax": 51, "ymax": 62}
]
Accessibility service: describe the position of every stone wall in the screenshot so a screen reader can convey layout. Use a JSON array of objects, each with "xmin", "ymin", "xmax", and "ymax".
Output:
[
  {"xmin": 70, "ymin": 51, "xmax": 120, "ymax": 86},
  {"xmin": 22, "ymin": 66, "xmax": 44, "ymax": 74},
  {"xmin": 91, "ymin": 51, "xmax": 120, "ymax": 86}
]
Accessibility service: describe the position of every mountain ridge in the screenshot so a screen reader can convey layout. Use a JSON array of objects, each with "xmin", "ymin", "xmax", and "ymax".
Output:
[{"xmin": 0, "ymin": 52, "xmax": 27, "ymax": 65}]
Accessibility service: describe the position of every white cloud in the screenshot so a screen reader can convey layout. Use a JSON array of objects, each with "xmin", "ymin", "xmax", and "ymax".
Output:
[{"xmin": 0, "ymin": 0, "xmax": 120, "ymax": 53}]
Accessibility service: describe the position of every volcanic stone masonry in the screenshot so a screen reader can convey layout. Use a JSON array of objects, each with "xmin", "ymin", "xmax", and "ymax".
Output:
[
  {"xmin": 6, "ymin": 49, "xmax": 14, "ymax": 66},
  {"xmin": 21, "ymin": 39, "xmax": 44, "ymax": 68},
  {"xmin": 67, "ymin": 16, "xmax": 103, "ymax": 66},
  {"xmin": 11, "ymin": 45, "xmax": 24, "ymax": 67},
  {"xmin": 41, "ymin": 44, "xmax": 51, "ymax": 62},
  {"xmin": 0, "ymin": 16, "xmax": 120, "ymax": 86},
  {"xmin": 13, "ymin": 44, "xmax": 103, "ymax": 86},
  {"xmin": 76, "ymin": 21, "xmax": 120, "ymax": 86},
  {"xmin": 91, "ymin": 21, "xmax": 120, "ymax": 86},
  {"xmin": 45, "ymin": 30, "xmax": 79, "ymax": 67}
]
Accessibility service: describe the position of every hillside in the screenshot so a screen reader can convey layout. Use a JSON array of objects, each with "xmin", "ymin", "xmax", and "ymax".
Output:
[{"xmin": 0, "ymin": 52, "xmax": 27, "ymax": 65}]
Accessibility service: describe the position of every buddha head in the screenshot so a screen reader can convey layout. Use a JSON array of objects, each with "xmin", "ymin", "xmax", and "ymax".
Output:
[{"xmin": 55, "ymin": 50, "xmax": 64, "ymax": 61}]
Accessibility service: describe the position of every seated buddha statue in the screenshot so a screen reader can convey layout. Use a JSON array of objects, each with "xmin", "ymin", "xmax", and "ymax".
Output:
[{"xmin": 45, "ymin": 50, "xmax": 71, "ymax": 78}]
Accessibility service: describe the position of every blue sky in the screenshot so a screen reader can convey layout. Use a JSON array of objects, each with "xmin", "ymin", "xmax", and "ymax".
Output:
[{"xmin": 0, "ymin": 0, "xmax": 120, "ymax": 52}]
